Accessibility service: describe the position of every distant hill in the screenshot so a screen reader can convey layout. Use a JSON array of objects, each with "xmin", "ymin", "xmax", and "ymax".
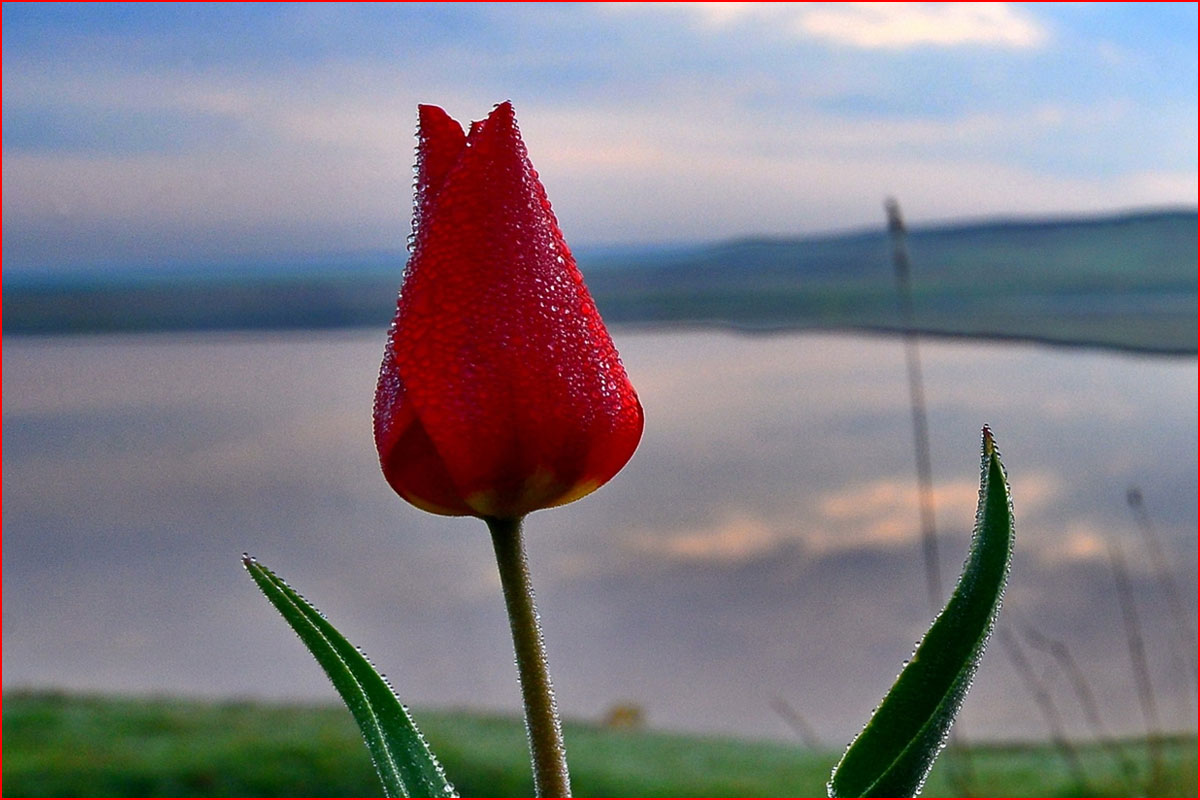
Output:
[
  {"xmin": 585, "ymin": 209, "xmax": 1197, "ymax": 354},
  {"xmin": 4, "ymin": 209, "xmax": 1195, "ymax": 354}
]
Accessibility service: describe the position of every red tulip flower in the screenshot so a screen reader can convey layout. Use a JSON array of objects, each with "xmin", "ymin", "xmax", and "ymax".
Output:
[{"xmin": 374, "ymin": 102, "xmax": 643, "ymax": 520}]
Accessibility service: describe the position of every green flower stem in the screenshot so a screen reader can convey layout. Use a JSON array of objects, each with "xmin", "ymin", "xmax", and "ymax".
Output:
[{"xmin": 487, "ymin": 516, "xmax": 571, "ymax": 798}]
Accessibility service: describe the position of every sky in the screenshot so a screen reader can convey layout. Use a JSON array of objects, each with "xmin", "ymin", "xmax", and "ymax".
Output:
[{"xmin": 2, "ymin": 2, "xmax": 1197, "ymax": 272}]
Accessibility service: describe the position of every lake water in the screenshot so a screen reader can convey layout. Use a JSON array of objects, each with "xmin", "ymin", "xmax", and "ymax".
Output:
[{"xmin": 3, "ymin": 328, "xmax": 1196, "ymax": 743}]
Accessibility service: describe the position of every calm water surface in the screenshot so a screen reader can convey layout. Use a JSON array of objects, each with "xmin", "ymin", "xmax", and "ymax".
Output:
[{"xmin": 3, "ymin": 329, "xmax": 1196, "ymax": 742}]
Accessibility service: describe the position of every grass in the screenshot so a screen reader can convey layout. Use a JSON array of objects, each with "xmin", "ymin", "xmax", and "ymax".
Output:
[{"xmin": 2, "ymin": 692, "xmax": 1195, "ymax": 797}]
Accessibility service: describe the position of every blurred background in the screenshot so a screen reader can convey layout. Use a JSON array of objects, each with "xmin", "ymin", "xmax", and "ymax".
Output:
[{"xmin": 3, "ymin": 3, "xmax": 1196, "ymax": 796}]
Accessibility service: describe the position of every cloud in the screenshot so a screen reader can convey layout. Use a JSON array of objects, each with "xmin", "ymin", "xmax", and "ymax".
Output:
[
  {"xmin": 620, "ymin": 471, "xmax": 1067, "ymax": 566},
  {"xmin": 815, "ymin": 478, "xmax": 979, "ymax": 548},
  {"xmin": 1041, "ymin": 522, "xmax": 1109, "ymax": 564},
  {"xmin": 506, "ymin": 97, "xmax": 1198, "ymax": 240},
  {"xmin": 813, "ymin": 472, "xmax": 1061, "ymax": 551},
  {"xmin": 796, "ymin": 3, "xmax": 1048, "ymax": 50},
  {"xmin": 6, "ymin": 92, "xmax": 1194, "ymax": 269},
  {"xmin": 819, "ymin": 478, "xmax": 979, "ymax": 522},
  {"xmin": 630, "ymin": 514, "xmax": 785, "ymax": 563},
  {"xmin": 2, "ymin": 4, "xmax": 1192, "ymax": 270},
  {"xmin": 669, "ymin": 2, "xmax": 1048, "ymax": 50}
]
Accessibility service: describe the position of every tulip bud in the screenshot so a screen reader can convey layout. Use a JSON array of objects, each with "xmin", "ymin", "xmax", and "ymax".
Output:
[{"xmin": 374, "ymin": 102, "xmax": 644, "ymax": 519}]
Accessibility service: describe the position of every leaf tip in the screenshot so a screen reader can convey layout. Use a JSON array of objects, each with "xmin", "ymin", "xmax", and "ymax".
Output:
[{"xmin": 982, "ymin": 424, "xmax": 995, "ymax": 456}]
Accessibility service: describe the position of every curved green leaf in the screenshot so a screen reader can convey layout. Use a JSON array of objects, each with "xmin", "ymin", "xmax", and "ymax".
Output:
[
  {"xmin": 829, "ymin": 427, "xmax": 1014, "ymax": 798},
  {"xmin": 243, "ymin": 555, "xmax": 455, "ymax": 798}
]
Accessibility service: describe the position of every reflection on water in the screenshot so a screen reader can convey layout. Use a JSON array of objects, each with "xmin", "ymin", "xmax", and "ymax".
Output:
[{"xmin": 3, "ymin": 329, "xmax": 1196, "ymax": 742}]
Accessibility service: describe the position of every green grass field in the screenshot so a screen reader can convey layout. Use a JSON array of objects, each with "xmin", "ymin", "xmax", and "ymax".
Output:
[{"xmin": 3, "ymin": 692, "xmax": 1195, "ymax": 797}]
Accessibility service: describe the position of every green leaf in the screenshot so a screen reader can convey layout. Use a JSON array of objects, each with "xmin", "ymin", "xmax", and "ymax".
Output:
[
  {"xmin": 243, "ymin": 555, "xmax": 455, "ymax": 799},
  {"xmin": 828, "ymin": 427, "xmax": 1014, "ymax": 798}
]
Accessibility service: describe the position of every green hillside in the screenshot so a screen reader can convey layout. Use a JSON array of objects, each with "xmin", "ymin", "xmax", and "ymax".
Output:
[
  {"xmin": 3, "ymin": 692, "xmax": 1196, "ymax": 797},
  {"xmin": 586, "ymin": 210, "xmax": 1197, "ymax": 353}
]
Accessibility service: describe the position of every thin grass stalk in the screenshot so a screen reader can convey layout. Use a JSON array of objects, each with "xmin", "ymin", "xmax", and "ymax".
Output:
[
  {"xmin": 998, "ymin": 628, "xmax": 1092, "ymax": 793},
  {"xmin": 770, "ymin": 696, "xmax": 822, "ymax": 750},
  {"xmin": 1019, "ymin": 621, "xmax": 1139, "ymax": 789},
  {"xmin": 885, "ymin": 197, "xmax": 942, "ymax": 612},
  {"xmin": 1108, "ymin": 542, "xmax": 1165, "ymax": 795},
  {"xmin": 1126, "ymin": 487, "xmax": 1198, "ymax": 700}
]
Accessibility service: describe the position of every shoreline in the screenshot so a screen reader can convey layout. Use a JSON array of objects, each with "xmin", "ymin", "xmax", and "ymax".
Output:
[{"xmin": 5, "ymin": 318, "xmax": 1194, "ymax": 359}]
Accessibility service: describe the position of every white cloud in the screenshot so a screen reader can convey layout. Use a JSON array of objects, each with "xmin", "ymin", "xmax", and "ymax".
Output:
[
  {"xmin": 6, "ymin": 84, "xmax": 1192, "ymax": 268},
  {"xmin": 3, "ymin": 23, "xmax": 1188, "ymax": 268},
  {"xmin": 665, "ymin": 2, "xmax": 1047, "ymax": 50},
  {"xmin": 1119, "ymin": 169, "xmax": 1200, "ymax": 202},
  {"xmin": 529, "ymin": 100, "xmax": 1196, "ymax": 243},
  {"xmin": 797, "ymin": 3, "xmax": 1047, "ymax": 50},
  {"xmin": 674, "ymin": 2, "xmax": 762, "ymax": 29}
]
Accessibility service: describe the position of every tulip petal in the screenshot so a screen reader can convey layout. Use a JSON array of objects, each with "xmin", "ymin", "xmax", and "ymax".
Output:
[
  {"xmin": 414, "ymin": 104, "xmax": 467, "ymax": 209},
  {"xmin": 379, "ymin": 102, "xmax": 643, "ymax": 519},
  {"xmin": 374, "ymin": 341, "xmax": 474, "ymax": 516},
  {"xmin": 384, "ymin": 412, "xmax": 477, "ymax": 517},
  {"xmin": 408, "ymin": 105, "xmax": 639, "ymax": 516},
  {"xmin": 374, "ymin": 105, "xmax": 474, "ymax": 515}
]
